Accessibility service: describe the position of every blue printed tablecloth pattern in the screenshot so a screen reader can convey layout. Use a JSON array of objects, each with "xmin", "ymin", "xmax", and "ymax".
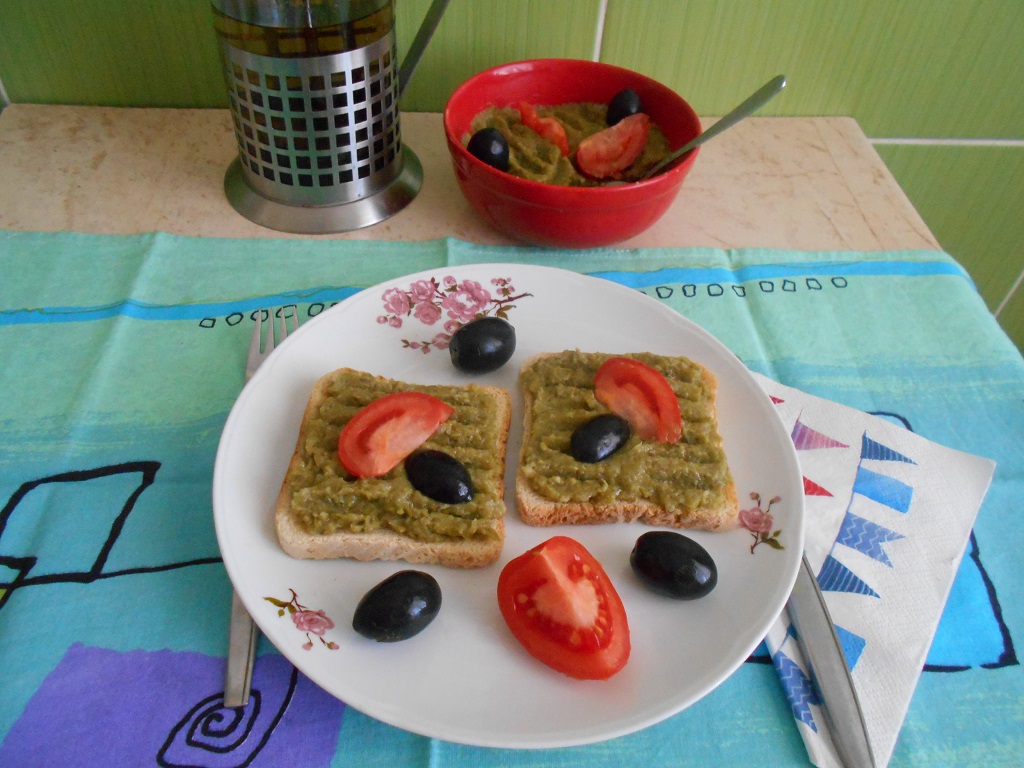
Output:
[{"xmin": 0, "ymin": 232, "xmax": 1020, "ymax": 767}]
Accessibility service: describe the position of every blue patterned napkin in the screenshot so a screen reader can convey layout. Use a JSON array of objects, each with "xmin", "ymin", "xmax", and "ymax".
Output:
[{"xmin": 756, "ymin": 375, "xmax": 995, "ymax": 767}]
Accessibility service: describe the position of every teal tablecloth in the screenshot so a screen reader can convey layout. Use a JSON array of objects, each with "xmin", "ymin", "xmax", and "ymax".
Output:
[{"xmin": 0, "ymin": 231, "xmax": 1020, "ymax": 766}]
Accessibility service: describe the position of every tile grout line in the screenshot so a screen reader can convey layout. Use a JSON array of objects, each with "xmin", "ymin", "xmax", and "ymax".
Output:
[
  {"xmin": 994, "ymin": 266, "xmax": 1024, "ymax": 318},
  {"xmin": 870, "ymin": 134, "xmax": 1023, "ymax": 320},
  {"xmin": 593, "ymin": 0, "xmax": 609, "ymax": 61},
  {"xmin": 870, "ymin": 137, "xmax": 1024, "ymax": 148}
]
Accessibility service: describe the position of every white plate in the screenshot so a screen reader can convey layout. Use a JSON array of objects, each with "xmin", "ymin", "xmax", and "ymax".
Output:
[{"xmin": 213, "ymin": 263, "xmax": 804, "ymax": 749}]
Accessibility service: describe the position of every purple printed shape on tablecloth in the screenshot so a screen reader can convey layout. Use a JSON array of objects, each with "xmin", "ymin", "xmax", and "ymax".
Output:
[{"xmin": 0, "ymin": 644, "xmax": 344, "ymax": 768}]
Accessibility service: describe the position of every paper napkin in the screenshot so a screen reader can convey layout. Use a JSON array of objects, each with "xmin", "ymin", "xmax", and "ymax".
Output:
[{"xmin": 753, "ymin": 374, "xmax": 996, "ymax": 767}]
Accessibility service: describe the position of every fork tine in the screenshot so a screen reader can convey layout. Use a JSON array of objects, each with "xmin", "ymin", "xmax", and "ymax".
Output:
[
  {"xmin": 277, "ymin": 305, "xmax": 299, "ymax": 345},
  {"xmin": 276, "ymin": 308, "xmax": 288, "ymax": 348},
  {"xmin": 246, "ymin": 306, "xmax": 300, "ymax": 383},
  {"xmin": 245, "ymin": 311, "xmax": 264, "ymax": 381}
]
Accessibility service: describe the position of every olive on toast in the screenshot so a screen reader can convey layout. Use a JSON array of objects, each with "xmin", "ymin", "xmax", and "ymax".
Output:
[
  {"xmin": 516, "ymin": 350, "xmax": 738, "ymax": 531},
  {"xmin": 276, "ymin": 368, "xmax": 511, "ymax": 568}
]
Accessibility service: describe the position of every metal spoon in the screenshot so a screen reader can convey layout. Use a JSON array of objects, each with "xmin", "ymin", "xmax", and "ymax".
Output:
[{"xmin": 637, "ymin": 74, "xmax": 787, "ymax": 180}]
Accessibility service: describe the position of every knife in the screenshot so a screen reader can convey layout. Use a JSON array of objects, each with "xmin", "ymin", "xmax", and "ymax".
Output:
[{"xmin": 787, "ymin": 554, "xmax": 877, "ymax": 768}]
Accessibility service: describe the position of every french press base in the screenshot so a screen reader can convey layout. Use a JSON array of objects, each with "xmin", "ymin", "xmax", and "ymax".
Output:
[{"xmin": 222, "ymin": 148, "xmax": 421, "ymax": 235}]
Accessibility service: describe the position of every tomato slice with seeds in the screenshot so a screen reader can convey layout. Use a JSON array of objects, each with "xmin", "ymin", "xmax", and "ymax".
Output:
[
  {"xmin": 337, "ymin": 391, "xmax": 454, "ymax": 478},
  {"xmin": 593, "ymin": 356, "xmax": 682, "ymax": 443},
  {"xmin": 518, "ymin": 102, "xmax": 570, "ymax": 157},
  {"xmin": 576, "ymin": 113, "xmax": 651, "ymax": 179},
  {"xmin": 497, "ymin": 536, "xmax": 630, "ymax": 680}
]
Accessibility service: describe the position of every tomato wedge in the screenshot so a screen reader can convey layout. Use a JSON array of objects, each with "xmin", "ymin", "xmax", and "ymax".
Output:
[
  {"xmin": 576, "ymin": 113, "xmax": 650, "ymax": 179},
  {"xmin": 593, "ymin": 356, "xmax": 682, "ymax": 443},
  {"xmin": 337, "ymin": 392, "xmax": 454, "ymax": 478},
  {"xmin": 518, "ymin": 102, "xmax": 570, "ymax": 157},
  {"xmin": 497, "ymin": 536, "xmax": 630, "ymax": 680}
]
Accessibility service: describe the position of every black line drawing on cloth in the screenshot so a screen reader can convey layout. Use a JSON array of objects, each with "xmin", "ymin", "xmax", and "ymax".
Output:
[
  {"xmin": 157, "ymin": 666, "xmax": 298, "ymax": 768},
  {"xmin": 0, "ymin": 461, "xmax": 221, "ymax": 611}
]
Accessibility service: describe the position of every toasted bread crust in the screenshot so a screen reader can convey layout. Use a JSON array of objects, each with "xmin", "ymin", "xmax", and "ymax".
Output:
[
  {"xmin": 276, "ymin": 512, "xmax": 506, "ymax": 568},
  {"xmin": 515, "ymin": 479, "xmax": 738, "ymax": 531},
  {"xmin": 276, "ymin": 369, "xmax": 511, "ymax": 568},
  {"xmin": 516, "ymin": 351, "xmax": 738, "ymax": 532}
]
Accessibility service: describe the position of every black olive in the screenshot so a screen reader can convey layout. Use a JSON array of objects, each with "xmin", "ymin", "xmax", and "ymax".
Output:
[
  {"xmin": 570, "ymin": 414, "xmax": 631, "ymax": 463},
  {"xmin": 405, "ymin": 449, "xmax": 474, "ymax": 504},
  {"xmin": 607, "ymin": 88, "xmax": 643, "ymax": 126},
  {"xmin": 352, "ymin": 570, "xmax": 442, "ymax": 642},
  {"xmin": 467, "ymin": 127, "xmax": 510, "ymax": 172},
  {"xmin": 449, "ymin": 316, "xmax": 516, "ymax": 373},
  {"xmin": 630, "ymin": 531, "xmax": 718, "ymax": 599}
]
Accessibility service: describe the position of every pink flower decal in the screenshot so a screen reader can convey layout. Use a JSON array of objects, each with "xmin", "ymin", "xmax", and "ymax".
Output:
[
  {"xmin": 381, "ymin": 287, "xmax": 412, "ymax": 321},
  {"xmin": 738, "ymin": 507, "xmax": 773, "ymax": 535},
  {"xmin": 441, "ymin": 279, "xmax": 492, "ymax": 323},
  {"xmin": 265, "ymin": 589, "xmax": 339, "ymax": 650},
  {"xmin": 413, "ymin": 300, "xmax": 442, "ymax": 326},
  {"xmin": 292, "ymin": 609, "xmax": 334, "ymax": 636},
  {"xmin": 379, "ymin": 275, "xmax": 532, "ymax": 353},
  {"xmin": 408, "ymin": 279, "xmax": 436, "ymax": 303},
  {"xmin": 740, "ymin": 492, "xmax": 784, "ymax": 554}
]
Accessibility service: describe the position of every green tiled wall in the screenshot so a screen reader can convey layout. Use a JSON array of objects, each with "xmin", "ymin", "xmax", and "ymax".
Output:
[
  {"xmin": 874, "ymin": 145, "xmax": 1024, "ymax": 311},
  {"xmin": 1000, "ymin": 285, "xmax": 1024, "ymax": 349},
  {"xmin": 395, "ymin": 0, "xmax": 604, "ymax": 105},
  {"xmin": 0, "ymin": 0, "xmax": 1021, "ymax": 349},
  {"xmin": 0, "ymin": 0, "xmax": 225, "ymax": 108},
  {"xmin": 599, "ymin": 0, "xmax": 1024, "ymax": 139}
]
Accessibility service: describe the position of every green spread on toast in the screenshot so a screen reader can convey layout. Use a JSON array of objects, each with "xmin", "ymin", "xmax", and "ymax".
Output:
[
  {"xmin": 287, "ymin": 370, "xmax": 504, "ymax": 542},
  {"xmin": 519, "ymin": 351, "xmax": 732, "ymax": 512}
]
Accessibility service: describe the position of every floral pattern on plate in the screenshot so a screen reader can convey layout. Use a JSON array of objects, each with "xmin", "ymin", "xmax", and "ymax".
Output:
[
  {"xmin": 265, "ymin": 589, "xmax": 339, "ymax": 650},
  {"xmin": 740, "ymin": 492, "xmax": 784, "ymax": 553},
  {"xmin": 378, "ymin": 274, "xmax": 531, "ymax": 353}
]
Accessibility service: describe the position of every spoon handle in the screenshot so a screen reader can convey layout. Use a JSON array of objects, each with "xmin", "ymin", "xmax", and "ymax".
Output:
[{"xmin": 642, "ymin": 74, "xmax": 787, "ymax": 179}]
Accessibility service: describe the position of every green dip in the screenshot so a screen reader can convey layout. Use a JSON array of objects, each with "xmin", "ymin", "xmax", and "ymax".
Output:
[
  {"xmin": 467, "ymin": 103, "xmax": 671, "ymax": 186},
  {"xmin": 286, "ymin": 370, "xmax": 505, "ymax": 543},
  {"xmin": 519, "ymin": 351, "xmax": 733, "ymax": 515}
]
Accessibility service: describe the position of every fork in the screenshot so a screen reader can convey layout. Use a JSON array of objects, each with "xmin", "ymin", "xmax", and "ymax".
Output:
[{"xmin": 224, "ymin": 305, "xmax": 300, "ymax": 708}]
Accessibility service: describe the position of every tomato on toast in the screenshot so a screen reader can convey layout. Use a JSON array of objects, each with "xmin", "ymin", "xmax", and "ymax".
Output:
[
  {"xmin": 337, "ymin": 392, "xmax": 454, "ymax": 478},
  {"xmin": 593, "ymin": 356, "xmax": 682, "ymax": 443}
]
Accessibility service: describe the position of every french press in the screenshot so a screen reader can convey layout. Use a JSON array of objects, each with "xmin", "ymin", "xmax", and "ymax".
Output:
[{"xmin": 211, "ymin": 0, "xmax": 449, "ymax": 233}]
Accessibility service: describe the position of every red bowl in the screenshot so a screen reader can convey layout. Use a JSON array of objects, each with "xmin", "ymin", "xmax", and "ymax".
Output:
[{"xmin": 443, "ymin": 59, "xmax": 702, "ymax": 249}]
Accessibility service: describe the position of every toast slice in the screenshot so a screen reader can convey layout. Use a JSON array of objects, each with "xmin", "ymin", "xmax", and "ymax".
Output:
[
  {"xmin": 516, "ymin": 350, "xmax": 738, "ymax": 531},
  {"xmin": 276, "ymin": 368, "xmax": 511, "ymax": 568}
]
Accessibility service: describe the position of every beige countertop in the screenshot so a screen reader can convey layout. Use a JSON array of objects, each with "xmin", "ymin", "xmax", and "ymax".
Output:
[{"xmin": 0, "ymin": 104, "xmax": 938, "ymax": 251}]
